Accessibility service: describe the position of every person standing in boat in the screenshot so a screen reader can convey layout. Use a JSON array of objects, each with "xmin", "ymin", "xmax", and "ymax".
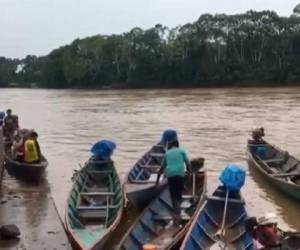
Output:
[
  {"xmin": 156, "ymin": 140, "xmax": 191, "ymax": 226},
  {"xmin": 24, "ymin": 131, "xmax": 41, "ymax": 163},
  {"xmin": 249, "ymin": 128, "xmax": 265, "ymax": 145},
  {"xmin": 3, "ymin": 109, "xmax": 19, "ymax": 141},
  {"xmin": 0, "ymin": 110, "xmax": 5, "ymax": 126}
]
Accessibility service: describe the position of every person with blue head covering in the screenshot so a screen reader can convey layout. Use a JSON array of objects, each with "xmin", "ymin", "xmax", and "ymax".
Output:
[
  {"xmin": 156, "ymin": 139, "xmax": 191, "ymax": 226},
  {"xmin": 91, "ymin": 140, "xmax": 116, "ymax": 161},
  {"xmin": 219, "ymin": 164, "xmax": 246, "ymax": 192},
  {"xmin": 161, "ymin": 129, "xmax": 178, "ymax": 146}
]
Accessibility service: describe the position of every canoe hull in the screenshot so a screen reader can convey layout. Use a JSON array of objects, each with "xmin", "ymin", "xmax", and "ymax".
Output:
[
  {"xmin": 247, "ymin": 142, "xmax": 300, "ymax": 201},
  {"xmin": 125, "ymin": 142, "xmax": 167, "ymax": 209},
  {"xmin": 4, "ymin": 156, "xmax": 47, "ymax": 182},
  {"xmin": 180, "ymin": 186, "xmax": 253, "ymax": 250},
  {"xmin": 120, "ymin": 171, "xmax": 207, "ymax": 250},
  {"xmin": 66, "ymin": 229, "xmax": 111, "ymax": 250},
  {"xmin": 247, "ymin": 157, "xmax": 300, "ymax": 200},
  {"xmin": 125, "ymin": 181, "xmax": 167, "ymax": 210},
  {"xmin": 65, "ymin": 159, "xmax": 123, "ymax": 250}
]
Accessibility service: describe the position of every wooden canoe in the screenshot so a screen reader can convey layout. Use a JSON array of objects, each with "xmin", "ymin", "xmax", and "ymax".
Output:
[
  {"xmin": 180, "ymin": 186, "xmax": 253, "ymax": 250},
  {"xmin": 125, "ymin": 141, "xmax": 168, "ymax": 210},
  {"xmin": 65, "ymin": 159, "xmax": 123, "ymax": 250},
  {"xmin": 119, "ymin": 170, "xmax": 207, "ymax": 250},
  {"xmin": 5, "ymin": 154, "xmax": 48, "ymax": 182},
  {"xmin": 247, "ymin": 140, "xmax": 300, "ymax": 201}
]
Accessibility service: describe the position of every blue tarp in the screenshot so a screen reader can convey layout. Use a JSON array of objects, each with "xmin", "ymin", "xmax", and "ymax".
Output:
[
  {"xmin": 219, "ymin": 164, "xmax": 246, "ymax": 192},
  {"xmin": 161, "ymin": 129, "xmax": 178, "ymax": 144},
  {"xmin": 90, "ymin": 140, "xmax": 116, "ymax": 160}
]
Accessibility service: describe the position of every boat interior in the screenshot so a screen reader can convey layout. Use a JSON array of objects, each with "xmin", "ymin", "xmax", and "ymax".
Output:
[
  {"xmin": 127, "ymin": 143, "xmax": 166, "ymax": 183},
  {"xmin": 249, "ymin": 143, "xmax": 300, "ymax": 184},
  {"xmin": 121, "ymin": 172, "xmax": 205, "ymax": 250},
  {"xmin": 68, "ymin": 160, "xmax": 122, "ymax": 229},
  {"xmin": 183, "ymin": 187, "xmax": 253, "ymax": 250}
]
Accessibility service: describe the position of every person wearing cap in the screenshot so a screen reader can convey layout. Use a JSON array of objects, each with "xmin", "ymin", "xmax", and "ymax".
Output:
[
  {"xmin": 24, "ymin": 131, "xmax": 41, "ymax": 163},
  {"xmin": 245, "ymin": 215, "xmax": 280, "ymax": 249},
  {"xmin": 156, "ymin": 140, "xmax": 191, "ymax": 226}
]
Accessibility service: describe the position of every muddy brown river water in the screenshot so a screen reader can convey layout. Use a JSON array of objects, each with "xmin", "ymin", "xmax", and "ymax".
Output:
[{"xmin": 1, "ymin": 87, "xmax": 300, "ymax": 248}]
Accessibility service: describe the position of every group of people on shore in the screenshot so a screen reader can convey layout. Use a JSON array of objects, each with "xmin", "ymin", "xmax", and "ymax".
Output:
[{"xmin": 1, "ymin": 109, "xmax": 42, "ymax": 163}]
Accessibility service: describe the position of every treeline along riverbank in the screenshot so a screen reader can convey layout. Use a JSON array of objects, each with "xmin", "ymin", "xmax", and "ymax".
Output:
[{"xmin": 1, "ymin": 6, "xmax": 300, "ymax": 89}]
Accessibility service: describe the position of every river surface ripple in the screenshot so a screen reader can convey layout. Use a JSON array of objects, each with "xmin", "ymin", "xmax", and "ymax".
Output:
[{"xmin": 1, "ymin": 87, "xmax": 300, "ymax": 231}]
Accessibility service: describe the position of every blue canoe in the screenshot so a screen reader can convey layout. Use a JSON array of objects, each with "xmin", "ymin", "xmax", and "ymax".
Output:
[
  {"xmin": 125, "ymin": 130, "xmax": 178, "ymax": 210},
  {"xmin": 180, "ymin": 186, "xmax": 253, "ymax": 250},
  {"xmin": 125, "ymin": 141, "xmax": 168, "ymax": 210},
  {"xmin": 119, "ymin": 171, "xmax": 207, "ymax": 250}
]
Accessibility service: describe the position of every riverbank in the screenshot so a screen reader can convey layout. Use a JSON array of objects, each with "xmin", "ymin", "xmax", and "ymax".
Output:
[
  {"xmin": 0, "ymin": 178, "xmax": 69, "ymax": 250},
  {"xmin": 0, "ymin": 131, "xmax": 69, "ymax": 250},
  {"xmin": 1, "ymin": 80, "xmax": 300, "ymax": 90}
]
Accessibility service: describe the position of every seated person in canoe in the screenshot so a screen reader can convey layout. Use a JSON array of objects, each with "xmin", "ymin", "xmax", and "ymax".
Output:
[{"xmin": 23, "ymin": 131, "xmax": 42, "ymax": 163}]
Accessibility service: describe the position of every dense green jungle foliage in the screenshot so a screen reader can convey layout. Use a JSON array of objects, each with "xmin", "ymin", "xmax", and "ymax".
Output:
[{"xmin": 1, "ymin": 6, "xmax": 300, "ymax": 88}]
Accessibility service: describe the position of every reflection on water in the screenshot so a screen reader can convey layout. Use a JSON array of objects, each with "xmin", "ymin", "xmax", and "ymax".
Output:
[{"xmin": 1, "ymin": 87, "xmax": 300, "ymax": 231}]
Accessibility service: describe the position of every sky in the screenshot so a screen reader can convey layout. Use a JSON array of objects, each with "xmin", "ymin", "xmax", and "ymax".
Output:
[{"xmin": 1, "ymin": 0, "xmax": 299, "ymax": 59}]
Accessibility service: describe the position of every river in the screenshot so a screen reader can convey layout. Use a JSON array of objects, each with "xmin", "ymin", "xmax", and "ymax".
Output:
[{"xmin": 1, "ymin": 87, "xmax": 300, "ymax": 234}]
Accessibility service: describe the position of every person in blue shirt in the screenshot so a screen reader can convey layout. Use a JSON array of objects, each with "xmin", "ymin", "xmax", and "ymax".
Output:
[{"xmin": 156, "ymin": 140, "xmax": 191, "ymax": 226}]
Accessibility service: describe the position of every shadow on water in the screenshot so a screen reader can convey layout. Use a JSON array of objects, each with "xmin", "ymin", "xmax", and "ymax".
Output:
[{"xmin": 248, "ymin": 161, "xmax": 300, "ymax": 230}]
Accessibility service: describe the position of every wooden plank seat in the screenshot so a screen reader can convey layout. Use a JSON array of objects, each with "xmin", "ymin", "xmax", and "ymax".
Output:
[
  {"xmin": 77, "ymin": 203, "xmax": 118, "ymax": 220},
  {"xmin": 149, "ymin": 153, "xmax": 164, "ymax": 158},
  {"xmin": 77, "ymin": 192, "xmax": 115, "ymax": 209},
  {"xmin": 77, "ymin": 205, "xmax": 118, "ymax": 210},
  {"xmin": 86, "ymin": 186, "xmax": 109, "ymax": 192},
  {"xmin": 139, "ymin": 164, "xmax": 161, "ymax": 170},
  {"xmin": 87, "ymin": 160, "xmax": 112, "ymax": 164},
  {"xmin": 182, "ymin": 195, "xmax": 194, "ymax": 199},
  {"xmin": 264, "ymin": 158, "xmax": 285, "ymax": 164},
  {"xmin": 79, "ymin": 192, "xmax": 115, "ymax": 196},
  {"xmin": 153, "ymin": 214, "xmax": 190, "ymax": 221},
  {"xmin": 86, "ymin": 170, "xmax": 112, "ymax": 174},
  {"xmin": 282, "ymin": 161, "xmax": 299, "ymax": 173},
  {"xmin": 271, "ymin": 173, "xmax": 300, "ymax": 178},
  {"xmin": 78, "ymin": 210, "xmax": 107, "ymax": 220},
  {"xmin": 206, "ymin": 195, "xmax": 245, "ymax": 204},
  {"xmin": 130, "ymin": 179, "xmax": 157, "ymax": 184}
]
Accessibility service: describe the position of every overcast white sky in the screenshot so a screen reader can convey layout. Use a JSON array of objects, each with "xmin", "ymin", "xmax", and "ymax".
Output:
[{"xmin": 1, "ymin": 0, "xmax": 299, "ymax": 58}]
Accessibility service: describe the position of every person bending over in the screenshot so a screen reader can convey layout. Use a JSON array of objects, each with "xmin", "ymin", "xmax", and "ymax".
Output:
[{"xmin": 156, "ymin": 140, "xmax": 191, "ymax": 226}]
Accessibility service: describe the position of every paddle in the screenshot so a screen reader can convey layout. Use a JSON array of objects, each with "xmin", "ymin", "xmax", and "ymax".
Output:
[
  {"xmin": 214, "ymin": 188, "xmax": 230, "ymax": 249},
  {"xmin": 213, "ymin": 164, "xmax": 246, "ymax": 249}
]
